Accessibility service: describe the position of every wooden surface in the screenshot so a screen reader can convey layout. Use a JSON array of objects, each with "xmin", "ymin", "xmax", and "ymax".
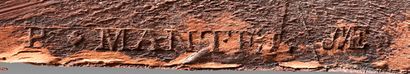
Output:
[{"xmin": 0, "ymin": 0, "xmax": 409, "ymax": 73}]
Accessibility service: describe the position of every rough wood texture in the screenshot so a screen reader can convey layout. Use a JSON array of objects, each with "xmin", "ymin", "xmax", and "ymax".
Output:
[{"xmin": 0, "ymin": 0, "xmax": 409, "ymax": 73}]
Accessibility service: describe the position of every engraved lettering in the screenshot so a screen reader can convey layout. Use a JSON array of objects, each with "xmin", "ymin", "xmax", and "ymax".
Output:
[
  {"xmin": 322, "ymin": 28, "xmax": 337, "ymax": 50},
  {"xmin": 249, "ymin": 30, "xmax": 255, "ymax": 47},
  {"xmin": 25, "ymin": 27, "xmax": 45, "ymax": 48},
  {"xmin": 239, "ymin": 31, "xmax": 244, "ymax": 50},
  {"xmin": 94, "ymin": 29, "xmax": 104, "ymax": 50},
  {"xmin": 323, "ymin": 26, "xmax": 368, "ymax": 50},
  {"xmin": 188, "ymin": 31, "xmax": 194, "ymax": 50},
  {"xmin": 94, "ymin": 29, "xmax": 126, "ymax": 51},
  {"xmin": 213, "ymin": 31, "xmax": 219, "ymax": 52},
  {"xmin": 133, "ymin": 30, "xmax": 148, "ymax": 50},
  {"xmin": 67, "ymin": 30, "xmax": 83, "ymax": 47},
  {"xmin": 166, "ymin": 30, "xmax": 176, "ymax": 51}
]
